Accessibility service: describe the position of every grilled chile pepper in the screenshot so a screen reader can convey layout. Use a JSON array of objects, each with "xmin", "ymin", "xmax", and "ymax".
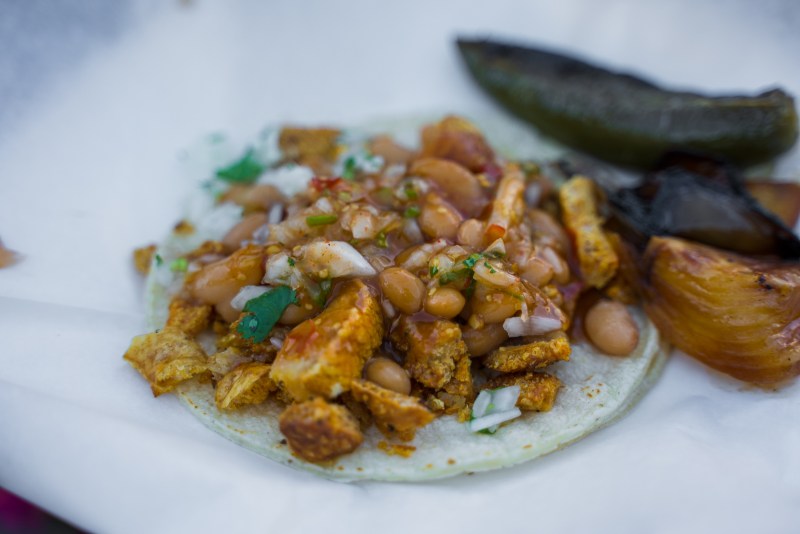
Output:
[{"xmin": 457, "ymin": 38, "xmax": 799, "ymax": 169}]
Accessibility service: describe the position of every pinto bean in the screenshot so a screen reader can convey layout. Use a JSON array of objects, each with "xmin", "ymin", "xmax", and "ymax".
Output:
[{"xmin": 584, "ymin": 300, "xmax": 639, "ymax": 356}]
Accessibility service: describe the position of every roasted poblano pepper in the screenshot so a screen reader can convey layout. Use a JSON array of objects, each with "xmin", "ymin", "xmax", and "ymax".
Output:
[{"xmin": 457, "ymin": 38, "xmax": 798, "ymax": 169}]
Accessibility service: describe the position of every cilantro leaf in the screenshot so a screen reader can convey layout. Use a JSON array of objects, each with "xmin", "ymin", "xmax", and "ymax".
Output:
[
  {"xmin": 169, "ymin": 257, "xmax": 188, "ymax": 272},
  {"xmin": 216, "ymin": 148, "xmax": 264, "ymax": 184},
  {"xmin": 237, "ymin": 286, "xmax": 297, "ymax": 342},
  {"xmin": 403, "ymin": 205, "xmax": 421, "ymax": 218},
  {"xmin": 341, "ymin": 156, "xmax": 357, "ymax": 180}
]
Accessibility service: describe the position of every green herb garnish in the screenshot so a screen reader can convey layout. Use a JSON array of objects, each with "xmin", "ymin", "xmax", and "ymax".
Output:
[
  {"xmin": 403, "ymin": 205, "xmax": 421, "ymax": 218},
  {"xmin": 376, "ymin": 231, "xmax": 388, "ymax": 248},
  {"xmin": 342, "ymin": 156, "xmax": 357, "ymax": 180},
  {"xmin": 463, "ymin": 253, "xmax": 483, "ymax": 269},
  {"xmin": 216, "ymin": 148, "xmax": 264, "ymax": 184},
  {"xmin": 484, "ymin": 261, "xmax": 497, "ymax": 273},
  {"xmin": 403, "ymin": 182, "xmax": 418, "ymax": 200},
  {"xmin": 306, "ymin": 214, "xmax": 338, "ymax": 227},
  {"xmin": 154, "ymin": 254, "xmax": 163, "ymax": 267},
  {"xmin": 438, "ymin": 268, "xmax": 471, "ymax": 286},
  {"xmin": 287, "ymin": 257, "xmax": 296, "ymax": 267},
  {"xmin": 237, "ymin": 286, "xmax": 297, "ymax": 342},
  {"xmin": 429, "ymin": 264, "xmax": 439, "ymax": 277},
  {"xmin": 169, "ymin": 257, "xmax": 188, "ymax": 272},
  {"xmin": 314, "ymin": 278, "xmax": 333, "ymax": 307}
]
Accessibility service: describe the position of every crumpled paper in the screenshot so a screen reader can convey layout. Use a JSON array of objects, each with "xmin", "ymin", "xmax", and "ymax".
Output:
[{"xmin": 1, "ymin": 1, "xmax": 799, "ymax": 533}]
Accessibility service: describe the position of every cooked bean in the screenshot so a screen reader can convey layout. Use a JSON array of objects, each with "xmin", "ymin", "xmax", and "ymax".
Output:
[
  {"xmin": 188, "ymin": 245, "xmax": 265, "ymax": 312},
  {"xmin": 365, "ymin": 357, "xmax": 411, "ymax": 395},
  {"xmin": 424, "ymin": 287, "xmax": 466, "ymax": 319},
  {"xmin": 378, "ymin": 267, "xmax": 425, "ymax": 315},
  {"xmin": 470, "ymin": 284, "xmax": 520, "ymax": 323},
  {"xmin": 540, "ymin": 246, "xmax": 570, "ymax": 285},
  {"xmin": 222, "ymin": 212, "xmax": 269, "ymax": 250},
  {"xmin": 584, "ymin": 299, "xmax": 639, "ymax": 356},
  {"xmin": 418, "ymin": 194, "xmax": 462, "ymax": 240},
  {"xmin": 367, "ymin": 135, "xmax": 415, "ymax": 165},
  {"xmin": 279, "ymin": 303, "xmax": 318, "ymax": 325},
  {"xmin": 461, "ymin": 322, "xmax": 508, "ymax": 357},
  {"xmin": 456, "ymin": 218, "xmax": 485, "ymax": 249},
  {"xmin": 409, "ymin": 157, "xmax": 487, "ymax": 217},
  {"xmin": 222, "ymin": 184, "xmax": 285, "ymax": 211},
  {"xmin": 521, "ymin": 255, "xmax": 554, "ymax": 286},
  {"xmin": 529, "ymin": 209, "xmax": 571, "ymax": 253}
]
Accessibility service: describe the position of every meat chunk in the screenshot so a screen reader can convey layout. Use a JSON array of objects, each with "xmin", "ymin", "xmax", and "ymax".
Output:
[
  {"xmin": 270, "ymin": 280, "xmax": 383, "ymax": 401},
  {"xmin": 207, "ymin": 347, "xmax": 254, "ymax": 381},
  {"xmin": 132, "ymin": 244, "xmax": 157, "ymax": 275},
  {"xmin": 391, "ymin": 318, "xmax": 467, "ymax": 389},
  {"xmin": 217, "ymin": 317, "xmax": 283, "ymax": 363},
  {"xmin": 279, "ymin": 397, "xmax": 363, "ymax": 462},
  {"xmin": 483, "ymin": 334, "xmax": 571, "ymax": 373},
  {"xmin": 165, "ymin": 296, "xmax": 213, "ymax": 337},
  {"xmin": 215, "ymin": 362, "xmax": 275, "ymax": 411},
  {"xmin": 482, "ymin": 372, "xmax": 561, "ymax": 412},
  {"xmin": 350, "ymin": 380, "xmax": 435, "ymax": 441},
  {"xmin": 123, "ymin": 327, "xmax": 208, "ymax": 396},
  {"xmin": 279, "ymin": 127, "xmax": 341, "ymax": 175},
  {"xmin": 559, "ymin": 176, "xmax": 618, "ymax": 288}
]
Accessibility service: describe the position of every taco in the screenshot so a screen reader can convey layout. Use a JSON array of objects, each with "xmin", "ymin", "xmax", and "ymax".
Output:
[{"xmin": 124, "ymin": 114, "xmax": 667, "ymax": 481}]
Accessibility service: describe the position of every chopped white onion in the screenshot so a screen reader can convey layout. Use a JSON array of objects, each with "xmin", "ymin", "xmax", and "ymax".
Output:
[
  {"xmin": 300, "ymin": 241, "xmax": 376, "ymax": 278},
  {"xmin": 473, "ymin": 261, "xmax": 518, "ymax": 288},
  {"xmin": 257, "ymin": 165, "xmax": 314, "ymax": 196},
  {"xmin": 483, "ymin": 238, "xmax": 506, "ymax": 258},
  {"xmin": 491, "ymin": 385, "xmax": 521, "ymax": 411},
  {"xmin": 230, "ymin": 285, "xmax": 270, "ymax": 311},
  {"xmin": 269, "ymin": 337, "xmax": 284, "ymax": 350},
  {"xmin": 196, "ymin": 202, "xmax": 244, "ymax": 240},
  {"xmin": 503, "ymin": 315, "xmax": 563, "ymax": 337},
  {"xmin": 469, "ymin": 408, "xmax": 522, "ymax": 433},
  {"xmin": 525, "ymin": 182, "xmax": 542, "ymax": 206},
  {"xmin": 263, "ymin": 252, "xmax": 295, "ymax": 284},
  {"xmin": 471, "ymin": 390, "xmax": 493, "ymax": 419},
  {"xmin": 313, "ymin": 196, "xmax": 334, "ymax": 214},
  {"xmin": 267, "ymin": 203, "xmax": 284, "ymax": 225}
]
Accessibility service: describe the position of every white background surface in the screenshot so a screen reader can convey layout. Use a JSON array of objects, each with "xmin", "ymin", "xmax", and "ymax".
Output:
[{"xmin": 1, "ymin": 1, "xmax": 799, "ymax": 533}]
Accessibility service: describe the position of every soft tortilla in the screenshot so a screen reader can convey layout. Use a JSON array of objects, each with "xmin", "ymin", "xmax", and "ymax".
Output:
[{"xmin": 143, "ymin": 114, "xmax": 668, "ymax": 481}]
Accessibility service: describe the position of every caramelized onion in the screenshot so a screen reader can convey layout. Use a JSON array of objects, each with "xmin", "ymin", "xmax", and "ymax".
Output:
[{"xmin": 641, "ymin": 236, "xmax": 800, "ymax": 385}]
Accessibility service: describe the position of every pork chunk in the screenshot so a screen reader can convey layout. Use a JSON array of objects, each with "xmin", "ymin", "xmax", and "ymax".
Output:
[
  {"xmin": 482, "ymin": 372, "xmax": 561, "ymax": 412},
  {"xmin": 215, "ymin": 362, "xmax": 275, "ymax": 411},
  {"xmin": 279, "ymin": 397, "xmax": 363, "ymax": 462},
  {"xmin": 483, "ymin": 334, "xmax": 571, "ymax": 373},
  {"xmin": 123, "ymin": 327, "xmax": 208, "ymax": 396},
  {"xmin": 350, "ymin": 379, "xmax": 435, "ymax": 441},
  {"xmin": 165, "ymin": 296, "xmax": 213, "ymax": 337},
  {"xmin": 392, "ymin": 318, "xmax": 468, "ymax": 390},
  {"xmin": 270, "ymin": 280, "xmax": 383, "ymax": 401}
]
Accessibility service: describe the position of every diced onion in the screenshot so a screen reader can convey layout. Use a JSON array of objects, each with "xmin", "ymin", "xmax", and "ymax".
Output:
[
  {"xmin": 267, "ymin": 203, "xmax": 284, "ymax": 225},
  {"xmin": 490, "ymin": 385, "xmax": 521, "ymax": 411},
  {"xmin": 473, "ymin": 261, "xmax": 517, "ymax": 288},
  {"xmin": 269, "ymin": 337, "xmax": 284, "ymax": 350},
  {"xmin": 469, "ymin": 408, "xmax": 522, "ymax": 433},
  {"xmin": 196, "ymin": 202, "xmax": 244, "ymax": 240},
  {"xmin": 230, "ymin": 285, "xmax": 269, "ymax": 311},
  {"xmin": 472, "ymin": 390, "xmax": 493, "ymax": 419},
  {"xmin": 301, "ymin": 241, "xmax": 376, "ymax": 278},
  {"xmin": 257, "ymin": 165, "xmax": 314, "ymax": 196},
  {"xmin": 503, "ymin": 315, "xmax": 562, "ymax": 337}
]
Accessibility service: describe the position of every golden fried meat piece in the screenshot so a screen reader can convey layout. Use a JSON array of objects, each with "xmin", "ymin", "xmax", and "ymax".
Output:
[
  {"xmin": 270, "ymin": 280, "xmax": 383, "ymax": 401},
  {"xmin": 165, "ymin": 296, "xmax": 213, "ymax": 337},
  {"xmin": 215, "ymin": 362, "xmax": 275, "ymax": 411},
  {"xmin": 279, "ymin": 127, "xmax": 341, "ymax": 175},
  {"xmin": 279, "ymin": 397, "xmax": 364, "ymax": 463},
  {"xmin": 217, "ymin": 317, "xmax": 282, "ymax": 363},
  {"xmin": 391, "ymin": 318, "xmax": 467, "ymax": 390},
  {"xmin": 483, "ymin": 334, "xmax": 571, "ymax": 373},
  {"xmin": 207, "ymin": 347, "xmax": 254, "ymax": 381},
  {"xmin": 482, "ymin": 372, "xmax": 561, "ymax": 412},
  {"xmin": 123, "ymin": 327, "xmax": 208, "ymax": 396},
  {"xmin": 559, "ymin": 176, "xmax": 619, "ymax": 288},
  {"xmin": 350, "ymin": 380, "xmax": 435, "ymax": 442},
  {"xmin": 133, "ymin": 244, "xmax": 157, "ymax": 275}
]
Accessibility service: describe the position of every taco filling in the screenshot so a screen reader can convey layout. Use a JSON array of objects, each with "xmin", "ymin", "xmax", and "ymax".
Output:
[{"xmin": 124, "ymin": 115, "xmax": 666, "ymax": 480}]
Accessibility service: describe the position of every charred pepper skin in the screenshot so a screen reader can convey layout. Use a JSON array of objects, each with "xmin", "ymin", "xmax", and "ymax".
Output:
[{"xmin": 457, "ymin": 38, "xmax": 799, "ymax": 169}]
